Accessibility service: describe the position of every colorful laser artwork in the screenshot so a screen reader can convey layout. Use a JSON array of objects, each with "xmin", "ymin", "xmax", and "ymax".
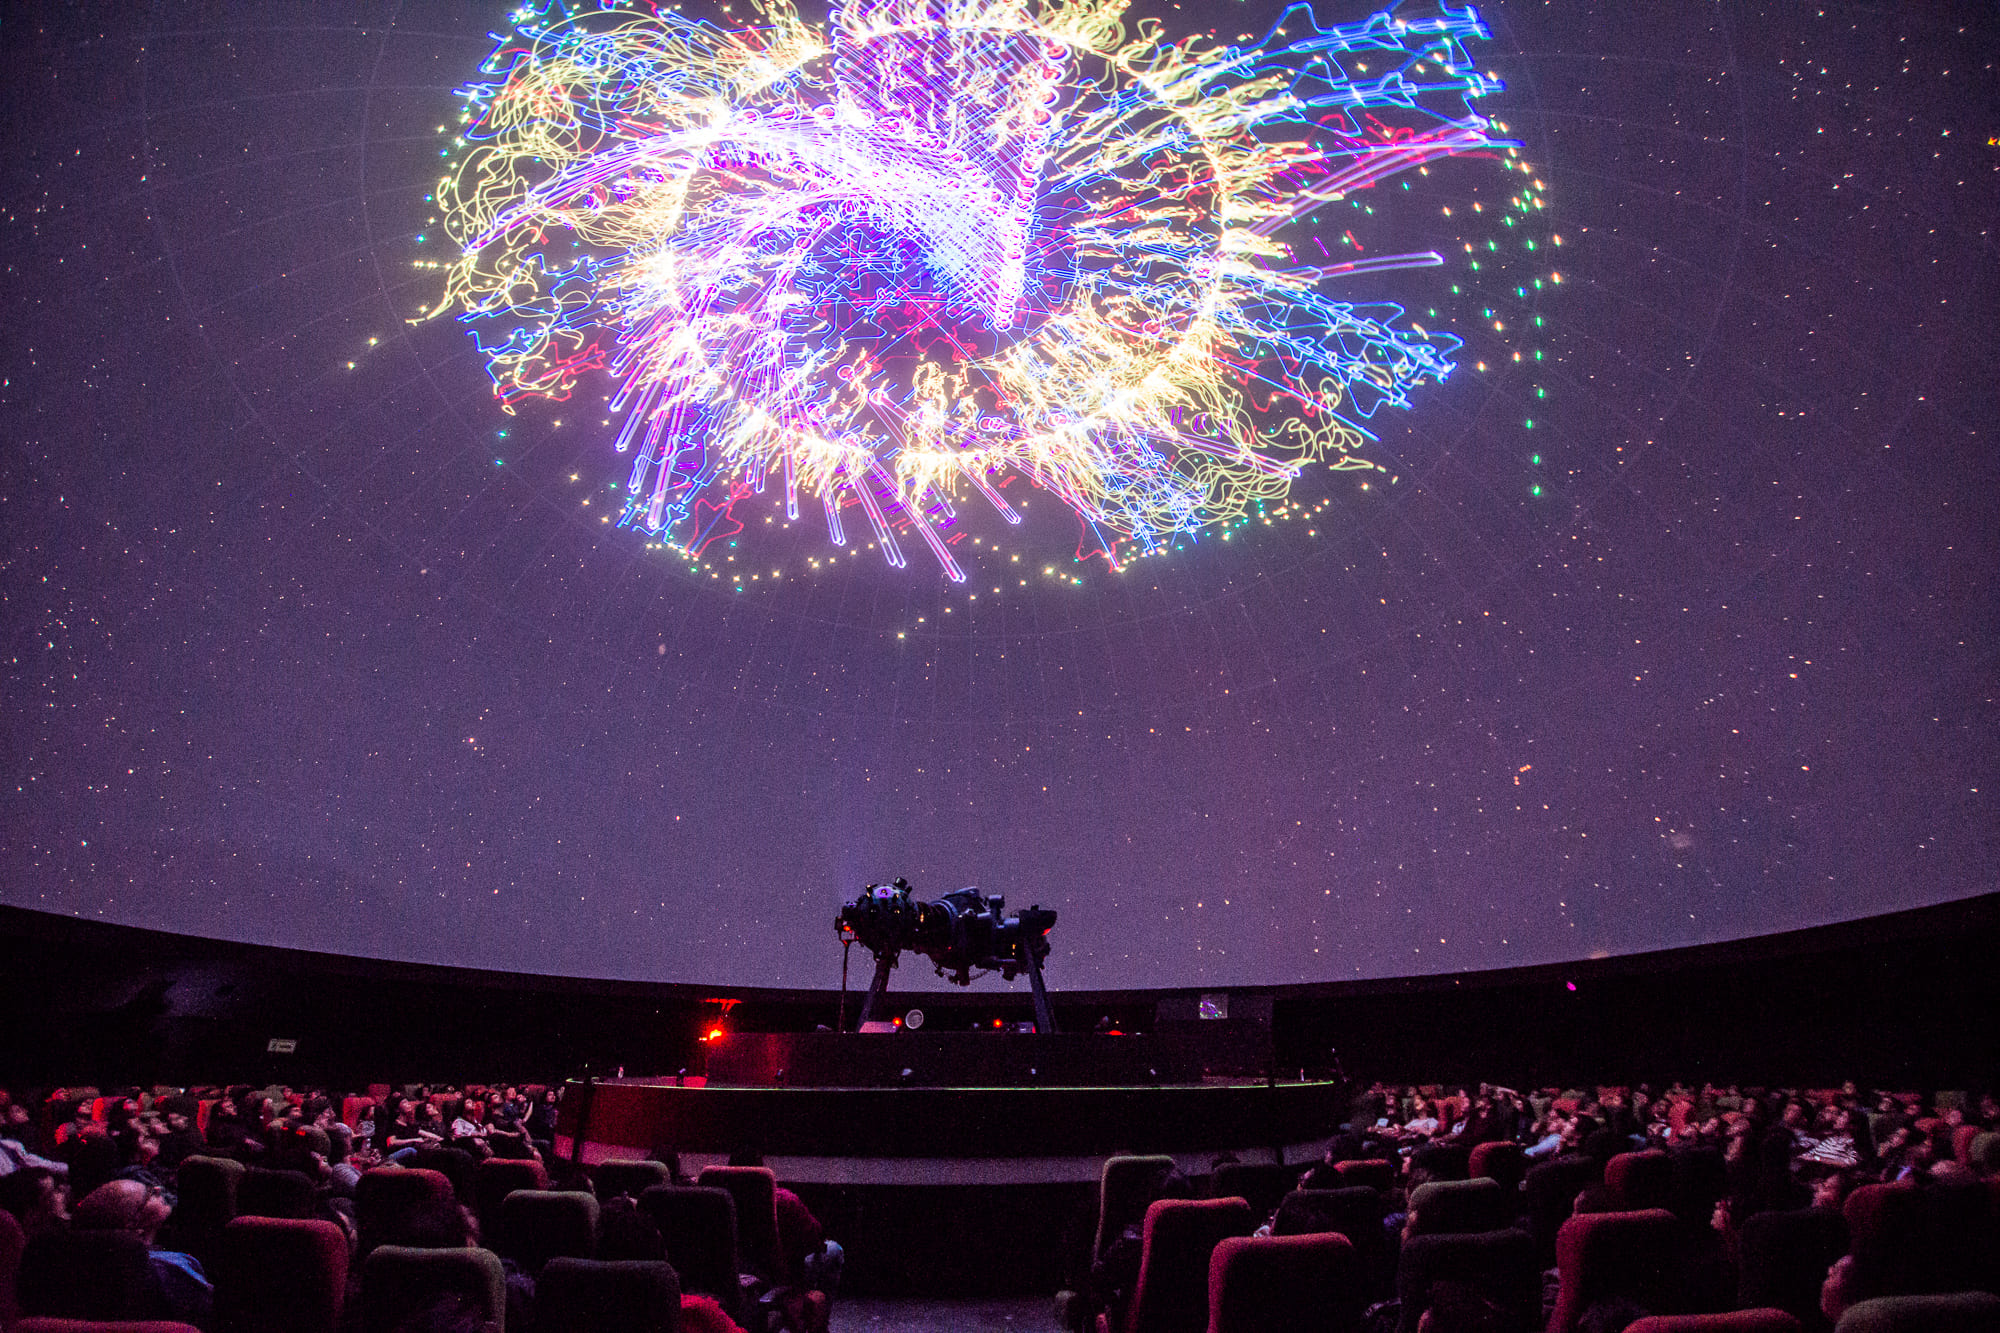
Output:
[{"xmin": 426, "ymin": 0, "xmax": 1514, "ymax": 578}]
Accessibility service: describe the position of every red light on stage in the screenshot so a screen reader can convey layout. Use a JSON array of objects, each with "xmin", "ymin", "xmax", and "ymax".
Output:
[
  {"xmin": 993, "ymin": 1019, "xmax": 1003, "ymax": 1028},
  {"xmin": 703, "ymin": 1026, "xmax": 725, "ymax": 1041}
]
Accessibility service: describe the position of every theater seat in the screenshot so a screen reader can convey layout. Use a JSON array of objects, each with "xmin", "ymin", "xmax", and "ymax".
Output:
[
  {"xmin": 1833, "ymin": 1291, "xmax": 2000, "ymax": 1332},
  {"xmin": 1411, "ymin": 1143, "xmax": 1472, "ymax": 1183},
  {"xmin": 359, "ymin": 1244, "xmax": 507, "ymax": 1333},
  {"xmin": 475, "ymin": 1155, "xmax": 550, "ymax": 1230},
  {"xmin": 400, "ymin": 1147, "xmax": 476, "ymax": 1204},
  {"xmin": 355, "ymin": 1166, "xmax": 456, "ymax": 1255},
  {"xmin": 235, "ymin": 1166, "xmax": 317, "ymax": 1220},
  {"xmin": 1408, "ymin": 1179, "xmax": 1513, "ymax": 1236},
  {"xmin": 1525, "ymin": 1156, "xmax": 1604, "ymax": 1262},
  {"xmin": 1737, "ymin": 1206, "xmax": 1848, "ymax": 1328},
  {"xmin": 1394, "ymin": 1228, "xmax": 1538, "ymax": 1333},
  {"xmin": 595, "ymin": 1159, "xmax": 673, "ymax": 1201},
  {"xmin": 1670, "ymin": 1148, "xmax": 1729, "ymax": 1228},
  {"xmin": 1840, "ymin": 1180, "xmax": 1997, "ymax": 1297},
  {"xmin": 638, "ymin": 1184, "xmax": 748, "ymax": 1324},
  {"xmin": 1625, "ymin": 1309, "xmax": 1804, "ymax": 1331},
  {"xmin": 1607, "ymin": 1151, "xmax": 1675, "ymax": 1211},
  {"xmin": 1206, "ymin": 1231, "xmax": 1362, "ymax": 1333},
  {"xmin": 16, "ymin": 1233, "xmax": 170, "ymax": 1323},
  {"xmin": 213, "ymin": 1215, "xmax": 348, "ymax": 1333},
  {"xmin": 1273, "ymin": 1186, "xmax": 1390, "ymax": 1295},
  {"xmin": 697, "ymin": 1165, "xmax": 781, "ymax": 1281},
  {"xmin": 1548, "ymin": 1208, "xmax": 1688, "ymax": 1333},
  {"xmin": 14, "ymin": 1321, "xmax": 206, "ymax": 1333},
  {"xmin": 1098, "ymin": 1197, "xmax": 1256, "ymax": 1333},
  {"xmin": 13, "ymin": 1312, "xmax": 207, "ymax": 1320},
  {"xmin": 1, "ymin": 1204, "xmax": 26, "ymax": 1329},
  {"xmin": 1097, "ymin": 1156, "xmax": 1178, "ymax": 1266},
  {"xmin": 536, "ymin": 1256, "xmax": 682, "ymax": 1332},
  {"xmin": 1209, "ymin": 1162, "xmax": 1299, "ymax": 1220},
  {"xmin": 168, "ymin": 1155, "xmax": 242, "ymax": 1259},
  {"xmin": 1470, "ymin": 1141, "xmax": 1527, "ymax": 1195},
  {"xmin": 496, "ymin": 1188, "xmax": 600, "ymax": 1274},
  {"xmin": 1333, "ymin": 1159, "xmax": 1396, "ymax": 1193}
]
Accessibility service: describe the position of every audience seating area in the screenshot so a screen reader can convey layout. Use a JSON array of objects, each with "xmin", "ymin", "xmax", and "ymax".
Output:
[
  {"xmin": 2, "ymin": 1079, "xmax": 1997, "ymax": 1331},
  {"xmin": 1060, "ymin": 1081, "xmax": 1999, "ymax": 1333}
]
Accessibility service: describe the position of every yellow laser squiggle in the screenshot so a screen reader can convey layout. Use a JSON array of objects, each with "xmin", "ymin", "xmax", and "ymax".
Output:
[{"xmin": 427, "ymin": 0, "xmax": 1510, "ymax": 576}]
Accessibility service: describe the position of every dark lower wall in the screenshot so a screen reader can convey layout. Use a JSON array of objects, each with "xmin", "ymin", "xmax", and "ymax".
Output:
[{"xmin": 1, "ymin": 894, "xmax": 1995, "ymax": 1091}]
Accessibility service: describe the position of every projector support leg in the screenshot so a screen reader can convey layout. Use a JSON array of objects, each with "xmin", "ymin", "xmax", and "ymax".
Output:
[
  {"xmin": 856, "ymin": 949, "xmax": 898, "ymax": 1029},
  {"xmin": 1026, "ymin": 950, "xmax": 1057, "ymax": 1035}
]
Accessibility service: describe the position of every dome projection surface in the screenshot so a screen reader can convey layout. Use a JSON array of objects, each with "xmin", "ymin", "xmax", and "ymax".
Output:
[{"xmin": 1, "ymin": 0, "xmax": 1993, "ymax": 989}]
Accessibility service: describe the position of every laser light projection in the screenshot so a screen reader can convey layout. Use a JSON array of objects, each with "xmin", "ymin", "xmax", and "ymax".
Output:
[{"xmin": 427, "ymin": 0, "xmax": 1514, "ymax": 577}]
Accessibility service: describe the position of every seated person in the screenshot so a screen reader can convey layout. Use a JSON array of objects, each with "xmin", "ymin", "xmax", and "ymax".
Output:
[
  {"xmin": 0, "ymin": 1164, "xmax": 72, "ymax": 1239},
  {"xmin": 69, "ymin": 1177, "xmax": 214, "ymax": 1328}
]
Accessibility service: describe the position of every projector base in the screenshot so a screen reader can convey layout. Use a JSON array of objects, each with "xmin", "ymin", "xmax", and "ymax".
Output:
[
  {"xmin": 702, "ymin": 1029, "xmax": 1260, "ymax": 1087},
  {"xmin": 558, "ymin": 1073, "xmax": 1342, "ymax": 1165}
]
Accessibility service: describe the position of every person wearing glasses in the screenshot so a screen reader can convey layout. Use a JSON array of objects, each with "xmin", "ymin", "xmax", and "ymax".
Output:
[{"xmin": 70, "ymin": 1177, "xmax": 214, "ymax": 1327}]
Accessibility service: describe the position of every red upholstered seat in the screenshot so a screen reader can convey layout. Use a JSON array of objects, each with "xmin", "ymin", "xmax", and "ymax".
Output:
[
  {"xmin": 213, "ymin": 1215, "xmax": 348, "ymax": 1333},
  {"xmin": 1734, "ymin": 1205, "xmax": 1847, "ymax": 1327},
  {"xmin": 0, "ymin": 1205, "xmax": 26, "ymax": 1329},
  {"xmin": 1625, "ymin": 1309, "xmax": 1804, "ymax": 1331},
  {"xmin": 1525, "ymin": 1156, "xmax": 1604, "ymax": 1262},
  {"xmin": 354, "ymin": 1166, "xmax": 456, "ymax": 1255},
  {"xmin": 1470, "ymin": 1140, "xmax": 1527, "ymax": 1195},
  {"xmin": 474, "ymin": 1154, "xmax": 550, "ymax": 1229},
  {"xmin": 1842, "ymin": 1182, "xmax": 1916, "ymax": 1249},
  {"xmin": 1606, "ymin": 1150, "xmax": 1676, "ymax": 1211},
  {"xmin": 1333, "ymin": 1159, "xmax": 1396, "ymax": 1192},
  {"xmin": 1548, "ymin": 1208, "xmax": 1687, "ymax": 1333},
  {"xmin": 1097, "ymin": 1196, "xmax": 1256, "ymax": 1333},
  {"xmin": 1206, "ymin": 1231, "xmax": 1362, "ymax": 1333},
  {"xmin": 1274, "ymin": 1186, "xmax": 1392, "ymax": 1301},
  {"xmin": 13, "ymin": 1312, "xmax": 207, "ymax": 1320}
]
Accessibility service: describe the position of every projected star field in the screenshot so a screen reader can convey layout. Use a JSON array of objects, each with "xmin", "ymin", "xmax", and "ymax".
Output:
[{"xmin": 0, "ymin": 1, "xmax": 1993, "ymax": 989}]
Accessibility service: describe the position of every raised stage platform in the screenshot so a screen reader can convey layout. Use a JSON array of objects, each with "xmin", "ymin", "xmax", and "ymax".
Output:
[
  {"xmin": 555, "ymin": 1031, "xmax": 1344, "ymax": 1183},
  {"xmin": 553, "ymin": 1034, "xmax": 1344, "ymax": 1294}
]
